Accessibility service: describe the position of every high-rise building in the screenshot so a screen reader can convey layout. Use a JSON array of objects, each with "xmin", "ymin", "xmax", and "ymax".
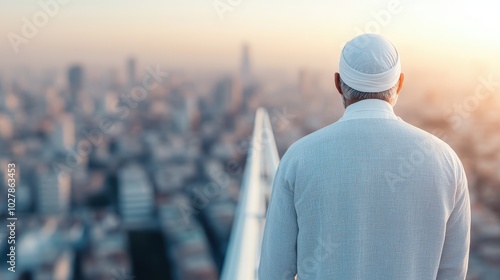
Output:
[
  {"xmin": 213, "ymin": 77, "xmax": 243, "ymax": 115},
  {"xmin": 51, "ymin": 113, "xmax": 75, "ymax": 150},
  {"xmin": 186, "ymin": 94, "xmax": 200, "ymax": 132},
  {"xmin": 67, "ymin": 64, "xmax": 84, "ymax": 110},
  {"xmin": 240, "ymin": 43, "xmax": 251, "ymax": 84},
  {"xmin": 118, "ymin": 165, "xmax": 155, "ymax": 226},
  {"xmin": 68, "ymin": 65, "xmax": 84, "ymax": 93},
  {"xmin": 127, "ymin": 57, "xmax": 136, "ymax": 87},
  {"xmin": 170, "ymin": 89, "xmax": 201, "ymax": 133},
  {"xmin": 37, "ymin": 172, "xmax": 71, "ymax": 216}
]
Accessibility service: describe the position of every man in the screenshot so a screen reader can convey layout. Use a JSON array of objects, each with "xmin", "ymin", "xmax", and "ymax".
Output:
[{"xmin": 259, "ymin": 34, "xmax": 470, "ymax": 280}]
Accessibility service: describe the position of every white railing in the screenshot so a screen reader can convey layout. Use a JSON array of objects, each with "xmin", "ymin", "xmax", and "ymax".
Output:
[{"xmin": 220, "ymin": 108, "xmax": 280, "ymax": 280}]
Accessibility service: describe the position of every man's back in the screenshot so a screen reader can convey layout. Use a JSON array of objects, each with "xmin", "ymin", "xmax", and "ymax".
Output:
[{"xmin": 258, "ymin": 100, "xmax": 470, "ymax": 280}]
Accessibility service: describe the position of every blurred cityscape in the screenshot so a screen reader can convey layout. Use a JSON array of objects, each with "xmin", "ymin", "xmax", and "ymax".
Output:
[{"xmin": 0, "ymin": 43, "xmax": 499, "ymax": 280}]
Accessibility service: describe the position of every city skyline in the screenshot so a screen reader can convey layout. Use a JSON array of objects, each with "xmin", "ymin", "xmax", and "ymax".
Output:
[{"xmin": 1, "ymin": 1, "xmax": 500, "ymax": 279}]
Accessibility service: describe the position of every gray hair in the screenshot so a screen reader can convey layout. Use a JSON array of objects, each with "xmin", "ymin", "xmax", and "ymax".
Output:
[{"xmin": 340, "ymin": 79, "xmax": 398, "ymax": 102}]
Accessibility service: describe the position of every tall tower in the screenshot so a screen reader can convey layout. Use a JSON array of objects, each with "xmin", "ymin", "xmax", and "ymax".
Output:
[
  {"xmin": 240, "ymin": 43, "xmax": 251, "ymax": 84},
  {"xmin": 127, "ymin": 57, "xmax": 136, "ymax": 87},
  {"xmin": 68, "ymin": 65, "xmax": 83, "ymax": 93},
  {"xmin": 67, "ymin": 64, "xmax": 84, "ymax": 110}
]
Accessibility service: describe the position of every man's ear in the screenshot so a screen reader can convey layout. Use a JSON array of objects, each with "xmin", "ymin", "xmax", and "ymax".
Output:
[
  {"xmin": 335, "ymin": 72, "xmax": 342, "ymax": 95},
  {"xmin": 396, "ymin": 73, "xmax": 404, "ymax": 94}
]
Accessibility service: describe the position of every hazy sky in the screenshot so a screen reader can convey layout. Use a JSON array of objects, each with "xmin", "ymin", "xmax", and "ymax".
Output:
[{"xmin": 1, "ymin": 0, "xmax": 500, "ymax": 75}]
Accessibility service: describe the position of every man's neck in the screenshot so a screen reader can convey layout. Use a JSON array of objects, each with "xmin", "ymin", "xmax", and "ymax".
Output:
[{"xmin": 343, "ymin": 97, "xmax": 394, "ymax": 108}]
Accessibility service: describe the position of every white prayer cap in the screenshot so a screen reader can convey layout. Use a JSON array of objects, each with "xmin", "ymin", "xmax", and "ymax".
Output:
[{"xmin": 339, "ymin": 34, "xmax": 401, "ymax": 92}]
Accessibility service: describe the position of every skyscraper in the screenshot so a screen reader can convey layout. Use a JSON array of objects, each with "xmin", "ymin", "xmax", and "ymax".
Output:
[
  {"xmin": 127, "ymin": 57, "xmax": 136, "ymax": 87},
  {"xmin": 240, "ymin": 43, "xmax": 251, "ymax": 84},
  {"xmin": 67, "ymin": 64, "xmax": 84, "ymax": 111},
  {"xmin": 68, "ymin": 65, "xmax": 84, "ymax": 93}
]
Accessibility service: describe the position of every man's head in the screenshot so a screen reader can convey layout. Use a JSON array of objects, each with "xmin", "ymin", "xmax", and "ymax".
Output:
[{"xmin": 335, "ymin": 34, "xmax": 404, "ymax": 108}]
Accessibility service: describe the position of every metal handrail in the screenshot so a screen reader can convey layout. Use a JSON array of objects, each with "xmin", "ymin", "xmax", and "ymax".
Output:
[{"xmin": 220, "ymin": 108, "xmax": 280, "ymax": 280}]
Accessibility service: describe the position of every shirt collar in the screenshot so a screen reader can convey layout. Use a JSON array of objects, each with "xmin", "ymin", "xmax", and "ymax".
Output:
[{"xmin": 338, "ymin": 99, "xmax": 401, "ymax": 122}]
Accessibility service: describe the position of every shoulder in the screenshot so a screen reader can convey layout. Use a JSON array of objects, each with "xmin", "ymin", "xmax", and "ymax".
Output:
[
  {"xmin": 398, "ymin": 122, "xmax": 466, "ymax": 179},
  {"xmin": 402, "ymin": 122, "xmax": 460, "ymax": 158},
  {"xmin": 285, "ymin": 122, "xmax": 341, "ymax": 154}
]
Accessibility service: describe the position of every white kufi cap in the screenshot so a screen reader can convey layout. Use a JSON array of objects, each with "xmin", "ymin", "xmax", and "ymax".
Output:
[{"xmin": 339, "ymin": 34, "xmax": 401, "ymax": 92}]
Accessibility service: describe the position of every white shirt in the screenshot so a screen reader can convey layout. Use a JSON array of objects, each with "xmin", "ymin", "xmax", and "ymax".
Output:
[
  {"xmin": 338, "ymin": 99, "xmax": 401, "ymax": 122},
  {"xmin": 259, "ymin": 99, "xmax": 470, "ymax": 280}
]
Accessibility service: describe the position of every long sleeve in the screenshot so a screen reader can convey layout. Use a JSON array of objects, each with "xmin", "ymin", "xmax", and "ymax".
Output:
[
  {"xmin": 437, "ymin": 165, "xmax": 471, "ymax": 279},
  {"xmin": 259, "ymin": 154, "xmax": 299, "ymax": 280}
]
